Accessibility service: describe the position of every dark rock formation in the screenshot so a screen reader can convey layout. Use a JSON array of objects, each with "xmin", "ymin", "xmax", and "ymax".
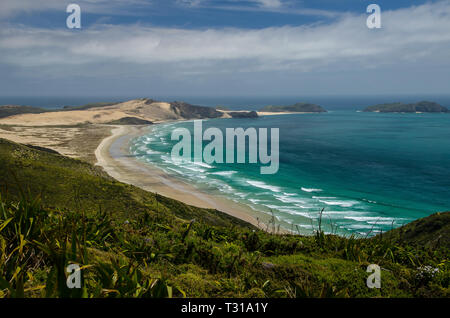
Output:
[
  {"xmin": 363, "ymin": 101, "xmax": 449, "ymax": 113},
  {"xmin": 106, "ymin": 117, "xmax": 153, "ymax": 125},
  {"xmin": 170, "ymin": 101, "xmax": 223, "ymax": 119},
  {"xmin": 260, "ymin": 102, "xmax": 327, "ymax": 113},
  {"xmin": 228, "ymin": 111, "xmax": 259, "ymax": 118}
]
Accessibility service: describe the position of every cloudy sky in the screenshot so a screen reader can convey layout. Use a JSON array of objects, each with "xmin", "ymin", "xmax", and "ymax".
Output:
[{"xmin": 1, "ymin": 0, "xmax": 450, "ymax": 97}]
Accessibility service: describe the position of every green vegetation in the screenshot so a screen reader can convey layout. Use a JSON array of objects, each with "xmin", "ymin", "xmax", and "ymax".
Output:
[
  {"xmin": 380, "ymin": 212, "xmax": 450, "ymax": 248},
  {"xmin": 363, "ymin": 101, "xmax": 449, "ymax": 113},
  {"xmin": 228, "ymin": 111, "xmax": 259, "ymax": 118},
  {"xmin": 0, "ymin": 102, "xmax": 120, "ymax": 120},
  {"xmin": 260, "ymin": 103, "xmax": 327, "ymax": 113},
  {"xmin": 106, "ymin": 117, "xmax": 153, "ymax": 125},
  {"xmin": 0, "ymin": 105, "xmax": 49, "ymax": 119},
  {"xmin": 170, "ymin": 101, "xmax": 224, "ymax": 119},
  {"xmin": 0, "ymin": 138, "xmax": 448, "ymax": 298}
]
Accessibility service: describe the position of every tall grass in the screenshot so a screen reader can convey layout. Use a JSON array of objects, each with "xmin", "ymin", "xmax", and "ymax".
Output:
[
  {"xmin": 0, "ymin": 193, "xmax": 177, "ymax": 298},
  {"xmin": 1, "ymin": 192, "xmax": 448, "ymax": 298}
]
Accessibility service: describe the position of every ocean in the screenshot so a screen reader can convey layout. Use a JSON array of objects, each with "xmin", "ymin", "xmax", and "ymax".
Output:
[
  {"xmin": 3, "ymin": 95, "xmax": 450, "ymax": 236},
  {"xmin": 130, "ymin": 111, "xmax": 450, "ymax": 236}
]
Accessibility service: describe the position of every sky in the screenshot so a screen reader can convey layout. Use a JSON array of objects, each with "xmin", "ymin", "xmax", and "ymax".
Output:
[{"xmin": 0, "ymin": 0, "xmax": 450, "ymax": 97}]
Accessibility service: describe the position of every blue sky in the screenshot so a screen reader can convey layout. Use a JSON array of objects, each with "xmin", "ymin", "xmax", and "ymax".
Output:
[
  {"xmin": 1, "ymin": 0, "xmax": 450, "ymax": 97},
  {"xmin": 3, "ymin": 0, "xmax": 434, "ymax": 28}
]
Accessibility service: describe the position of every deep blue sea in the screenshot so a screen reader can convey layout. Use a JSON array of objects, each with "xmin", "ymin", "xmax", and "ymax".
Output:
[
  {"xmin": 131, "ymin": 111, "xmax": 450, "ymax": 236},
  {"xmin": 3, "ymin": 95, "xmax": 450, "ymax": 235}
]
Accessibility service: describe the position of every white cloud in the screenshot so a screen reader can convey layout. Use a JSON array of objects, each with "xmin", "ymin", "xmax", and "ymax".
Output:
[
  {"xmin": 1, "ymin": 1, "xmax": 450, "ymax": 78},
  {"xmin": 176, "ymin": 0, "xmax": 204, "ymax": 7},
  {"xmin": 253, "ymin": 0, "xmax": 283, "ymax": 8},
  {"xmin": 174, "ymin": 0, "xmax": 339, "ymax": 17}
]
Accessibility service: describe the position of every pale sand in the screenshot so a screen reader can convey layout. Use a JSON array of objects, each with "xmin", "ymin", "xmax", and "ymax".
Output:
[
  {"xmin": 0, "ymin": 100, "xmax": 183, "ymax": 127},
  {"xmin": 0, "ymin": 125, "xmax": 111, "ymax": 163},
  {"xmin": 94, "ymin": 125, "xmax": 273, "ymax": 230}
]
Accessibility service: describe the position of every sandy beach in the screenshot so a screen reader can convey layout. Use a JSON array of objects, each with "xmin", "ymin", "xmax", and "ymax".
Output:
[
  {"xmin": 94, "ymin": 124, "xmax": 270, "ymax": 229},
  {"xmin": 0, "ymin": 98, "xmax": 314, "ymax": 232}
]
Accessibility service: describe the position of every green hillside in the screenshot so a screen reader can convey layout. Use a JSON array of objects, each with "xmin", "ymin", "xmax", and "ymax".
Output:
[
  {"xmin": 0, "ymin": 138, "xmax": 448, "ymax": 298},
  {"xmin": 377, "ymin": 212, "xmax": 450, "ymax": 248},
  {"xmin": 0, "ymin": 105, "xmax": 49, "ymax": 119},
  {"xmin": 106, "ymin": 117, "xmax": 153, "ymax": 125},
  {"xmin": 0, "ymin": 102, "xmax": 120, "ymax": 119}
]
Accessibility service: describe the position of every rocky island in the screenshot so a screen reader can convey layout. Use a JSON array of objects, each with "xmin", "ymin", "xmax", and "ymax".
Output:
[
  {"xmin": 363, "ymin": 101, "xmax": 449, "ymax": 113},
  {"xmin": 259, "ymin": 102, "xmax": 327, "ymax": 113}
]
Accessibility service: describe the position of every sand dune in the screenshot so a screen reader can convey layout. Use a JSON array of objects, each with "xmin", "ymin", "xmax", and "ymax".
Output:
[{"xmin": 0, "ymin": 99, "xmax": 187, "ymax": 126}]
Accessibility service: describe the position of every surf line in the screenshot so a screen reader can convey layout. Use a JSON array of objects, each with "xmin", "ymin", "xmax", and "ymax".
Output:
[{"xmin": 170, "ymin": 120, "xmax": 279, "ymax": 174}]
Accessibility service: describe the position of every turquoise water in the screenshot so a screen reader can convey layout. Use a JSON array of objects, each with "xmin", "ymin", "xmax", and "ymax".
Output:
[{"xmin": 130, "ymin": 111, "xmax": 450, "ymax": 236}]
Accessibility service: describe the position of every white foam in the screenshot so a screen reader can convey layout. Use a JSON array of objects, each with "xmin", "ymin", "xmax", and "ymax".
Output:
[
  {"xmin": 294, "ymin": 204, "xmax": 314, "ymax": 209},
  {"xmin": 173, "ymin": 160, "xmax": 206, "ymax": 172},
  {"xmin": 246, "ymin": 180, "xmax": 282, "ymax": 192},
  {"xmin": 278, "ymin": 209, "xmax": 312, "ymax": 218},
  {"xmin": 317, "ymin": 199, "xmax": 359, "ymax": 208},
  {"xmin": 345, "ymin": 223, "xmax": 380, "ymax": 230},
  {"xmin": 344, "ymin": 216, "xmax": 394, "ymax": 222},
  {"xmin": 193, "ymin": 162, "xmax": 213, "ymax": 169},
  {"xmin": 301, "ymin": 187, "xmax": 323, "ymax": 193},
  {"xmin": 322, "ymin": 210, "xmax": 366, "ymax": 216},
  {"xmin": 161, "ymin": 155, "xmax": 173, "ymax": 163},
  {"xmin": 313, "ymin": 196, "xmax": 336, "ymax": 199},
  {"xmin": 248, "ymin": 198, "xmax": 262, "ymax": 204},
  {"xmin": 211, "ymin": 171, "xmax": 237, "ymax": 177},
  {"xmin": 274, "ymin": 194, "xmax": 306, "ymax": 204},
  {"xmin": 143, "ymin": 148, "xmax": 162, "ymax": 155},
  {"xmin": 167, "ymin": 167, "xmax": 184, "ymax": 175}
]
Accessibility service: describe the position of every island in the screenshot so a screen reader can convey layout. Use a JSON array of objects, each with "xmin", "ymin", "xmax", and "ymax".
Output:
[
  {"xmin": 224, "ymin": 111, "xmax": 259, "ymax": 118},
  {"xmin": 363, "ymin": 101, "xmax": 449, "ymax": 113},
  {"xmin": 259, "ymin": 102, "xmax": 327, "ymax": 113}
]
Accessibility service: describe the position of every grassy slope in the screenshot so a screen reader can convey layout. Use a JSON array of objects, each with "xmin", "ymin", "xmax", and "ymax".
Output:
[
  {"xmin": 379, "ymin": 212, "xmax": 450, "ymax": 248},
  {"xmin": 0, "ymin": 106, "xmax": 49, "ymax": 119},
  {"xmin": 0, "ymin": 102, "xmax": 120, "ymax": 119},
  {"xmin": 0, "ymin": 138, "xmax": 448, "ymax": 298},
  {"xmin": 0, "ymin": 138, "xmax": 247, "ymax": 229},
  {"xmin": 106, "ymin": 117, "xmax": 153, "ymax": 125}
]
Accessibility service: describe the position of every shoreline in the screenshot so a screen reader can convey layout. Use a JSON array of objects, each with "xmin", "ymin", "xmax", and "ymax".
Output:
[{"xmin": 94, "ymin": 123, "xmax": 273, "ymax": 230}]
